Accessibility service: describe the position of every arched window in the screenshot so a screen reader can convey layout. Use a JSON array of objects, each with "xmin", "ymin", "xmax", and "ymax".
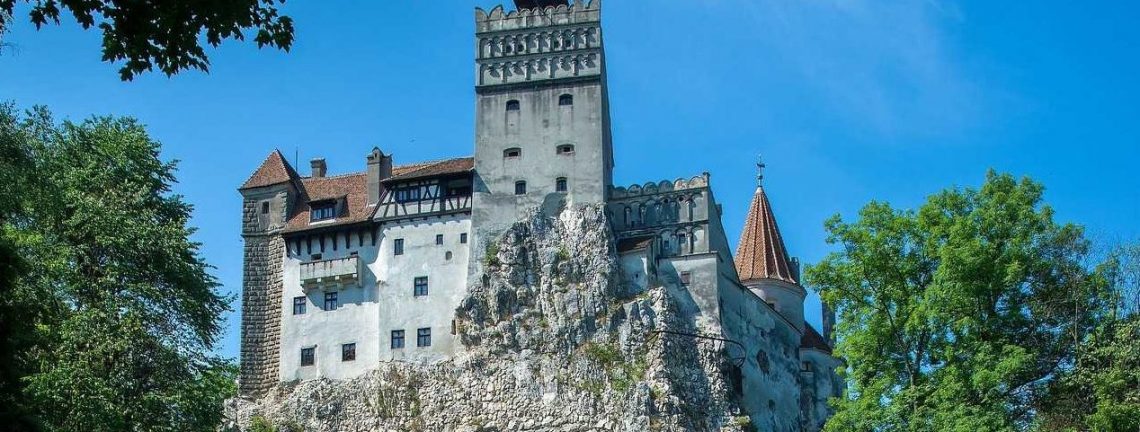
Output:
[
  {"xmin": 556, "ymin": 144, "xmax": 575, "ymax": 155},
  {"xmin": 555, "ymin": 177, "xmax": 568, "ymax": 192},
  {"xmin": 506, "ymin": 100, "xmax": 520, "ymax": 111},
  {"xmin": 559, "ymin": 94, "xmax": 573, "ymax": 106},
  {"xmin": 503, "ymin": 147, "xmax": 521, "ymax": 158}
]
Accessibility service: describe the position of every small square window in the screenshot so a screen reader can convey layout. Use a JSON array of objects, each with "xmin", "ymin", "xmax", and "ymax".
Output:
[
  {"xmin": 391, "ymin": 330, "xmax": 405, "ymax": 349},
  {"xmin": 460, "ymin": 233, "xmax": 468, "ymax": 244},
  {"xmin": 394, "ymin": 238, "xmax": 404, "ymax": 256},
  {"xmin": 292, "ymin": 296, "xmax": 306, "ymax": 315},
  {"xmin": 342, "ymin": 343, "xmax": 356, "ymax": 362},
  {"xmin": 504, "ymin": 148, "xmax": 521, "ymax": 158},
  {"xmin": 555, "ymin": 177, "xmax": 568, "ymax": 193},
  {"xmin": 515, "ymin": 181, "xmax": 527, "ymax": 195},
  {"xmin": 261, "ymin": 201, "xmax": 270, "ymax": 214},
  {"xmin": 324, "ymin": 292, "xmax": 338, "ymax": 311},
  {"xmin": 506, "ymin": 100, "xmax": 520, "ymax": 111},
  {"xmin": 435, "ymin": 234, "xmax": 444, "ymax": 245},
  {"xmin": 417, "ymin": 328, "xmax": 432, "ymax": 347},
  {"xmin": 414, "ymin": 277, "xmax": 429, "ymax": 297},
  {"xmin": 556, "ymin": 144, "xmax": 575, "ymax": 155},
  {"xmin": 680, "ymin": 271, "xmax": 692, "ymax": 287},
  {"xmin": 559, "ymin": 94, "xmax": 573, "ymax": 106},
  {"xmin": 300, "ymin": 347, "xmax": 315, "ymax": 366}
]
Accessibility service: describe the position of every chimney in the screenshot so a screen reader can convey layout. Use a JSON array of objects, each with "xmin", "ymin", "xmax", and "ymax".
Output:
[
  {"xmin": 822, "ymin": 303, "xmax": 837, "ymax": 347},
  {"xmin": 366, "ymin": 148, "xmax": 393, "ymax": 205},
  {"xmin": 310, "ymin": 158, "xmax": 327, "ymax": 178}
]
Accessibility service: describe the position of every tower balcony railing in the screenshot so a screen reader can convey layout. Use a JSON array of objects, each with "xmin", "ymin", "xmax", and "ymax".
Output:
[{"xmin": 300, "ymin": 255, "xmax": 361, "ymax": 290}]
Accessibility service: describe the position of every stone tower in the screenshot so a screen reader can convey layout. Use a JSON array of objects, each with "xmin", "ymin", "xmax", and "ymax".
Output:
[
  {"xmin": 237, "ymin": 150, "xmax": 298, "ymax": 396},
  {"xmin": 734, "ymin": 166, "xmax": 807, "ymax": 332},
  {"xmin": 470, "ymin": 0, "xmax": 614, "ymax": 263}
]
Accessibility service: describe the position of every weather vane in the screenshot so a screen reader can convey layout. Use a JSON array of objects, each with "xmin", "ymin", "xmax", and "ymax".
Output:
[{"xmin": 757, "ymin": 154, "xmax": 766, "ymax": 186}]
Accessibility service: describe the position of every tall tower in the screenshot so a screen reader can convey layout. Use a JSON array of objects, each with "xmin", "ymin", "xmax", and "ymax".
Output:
[
  {"xmin": 237, "ymin": 150, "xmax": 298, "ymax": 396},
  {"xmin": 470, "ymin": 0, "xmax": 614, "ymax": 255},
  {"xmin": 734, "ymin": 159, "xmax": 807, "ymax": 332}
]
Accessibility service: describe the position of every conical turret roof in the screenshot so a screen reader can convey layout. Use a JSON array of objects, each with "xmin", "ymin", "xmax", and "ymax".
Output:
[{"xmin": 734, "ymin": 185, "xmax": 797, "ymax": 284}]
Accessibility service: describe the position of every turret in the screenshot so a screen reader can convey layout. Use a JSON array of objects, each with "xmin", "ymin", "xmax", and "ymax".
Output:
[{"xmin": 734, "ymin": 156, "xmax": 807, "ymax": 332}]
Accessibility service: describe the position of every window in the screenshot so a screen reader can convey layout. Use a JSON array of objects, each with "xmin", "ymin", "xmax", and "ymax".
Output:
[
  {"xmin": 445, "ymin": 251, "xmax": 453, "ymax": 261},
  {"xmin": 515, "ymin": 181, "xmax": 527, "ymax": 195},
  {"xmin": 556, "ymin": 144, "xmax": 575, "ymax": 155},
  {"xmin": 460, "ymin": 233, "xmax": 468, "ymax": 244},
  {"xmin": 680, "ymin": 271, "xmax": 692, "ymax": 287},
  {"xmin": 506, "ymin": 100, "xmax": 520, "ymax": 111},
  {"xmin": 394, "ymin": 186, "xmax": 422, "ymax": 203},
  {"xmin": 559, "ymin": 94, "xmax": 573, "ymax": 106},
  {"xmin": 292, "ymin": 296, "xmax": 306, "ymax": 315},
  {"xmin": 414, "ymin": 277, "xmax": 429, "ymax": 297},
  {"xmin": 310, "ymin": 202, "xmax": 336, "ymax": 222},
  {"xmin": 504, "ymin": 148, "xmax": 521, "ymax": 158},
  {"xmin": 435, "ymin": 234, "xmax": 444, "ymax": 245},
  {"xmin": 300, "ymin": 347, "xmax": 315, "ymax": 366},
  {"xmin": 310, "ymin": 253, "xmax": 322, "ymax": 261},
  {"xmin": 417, "ymin": 328, "xmax": 432, "ymax": 347},
  {"xmin": 451, "ymin": 319, "xmax": 457, "ymax": 335},
  {"xmin": 555, "ymin": 177, "xmax": 568, "ymax": 193},
  {"xmin": 394, "ymin": 239, "xmax": 404, "ymax": 256},
  {"xmin": 261, "ymin": 201, "xmax": 270, "ymax": 214},
  {"xmin": 342, "ymin": 343, "xmax": 356, "ymax": 362},
  {"xmin": 324, "ymin": 292, "xmax": 338, "ymax": 311},
  {"xmin": 391, "ymin": 330, "xmax": 405, "ymax": 349}
]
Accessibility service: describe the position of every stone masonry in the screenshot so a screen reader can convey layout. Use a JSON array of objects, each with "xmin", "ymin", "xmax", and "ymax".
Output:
[{"xmin": 240, "ymin": 195, "xmax": 286, "ymax": 396}]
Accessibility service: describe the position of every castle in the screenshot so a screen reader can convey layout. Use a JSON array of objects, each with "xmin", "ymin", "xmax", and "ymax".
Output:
[{"xmin": 237, "ymin": 1, "xmax": 843, "ymax": 430}]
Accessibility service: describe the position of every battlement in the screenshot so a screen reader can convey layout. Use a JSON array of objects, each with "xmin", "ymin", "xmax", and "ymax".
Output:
[
  {"xmin": 475, "ymin": 0, "xmax": 599, "ymax": 34},
  {"xmin": 609, "ymin": 174, "xmax": 711, "ymax": 200}
]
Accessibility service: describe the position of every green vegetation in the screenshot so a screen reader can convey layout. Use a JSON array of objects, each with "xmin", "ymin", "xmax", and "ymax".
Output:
[
  {"xmin": 580, "ymin": 342, "xmax": 649, "ymax": 394},
  {"xmin": 0, "ymin": 104, "xmax": 234, "ymax": 431},
  {"xmin": 807, "ymin": 171, "xmax": 1137, "ymax": 432},
  {"xmin": 0, "ymin": 0, "xmax": 294, "ymax": 80},
  {"xmin": 250, "ymin": 416, "xmax": 276, "ymax": 432},
  {"xmin": 484, "ymin": 242, "xmax": 502, "ymax": 267}
]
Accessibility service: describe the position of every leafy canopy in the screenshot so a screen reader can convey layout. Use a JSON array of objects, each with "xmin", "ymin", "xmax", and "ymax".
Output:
[
  {"xmin": 807, "ymin": 171, "xmax": 1113, "ymax": 432},
  {"xmin": 0, "ymin": 0, "xmax": 293, "ymax": 80},
  {"xmin": 0, "ymin": 103, "xmax": 235, "ymax": 432}
]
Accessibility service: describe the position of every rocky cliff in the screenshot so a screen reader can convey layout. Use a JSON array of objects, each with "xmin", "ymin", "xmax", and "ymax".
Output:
[{"xmin": 225, "ymin": 205, "xmax": 754, "ymax": 431}]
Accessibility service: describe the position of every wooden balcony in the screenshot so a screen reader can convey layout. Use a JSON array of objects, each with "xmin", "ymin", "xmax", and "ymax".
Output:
[{"xmin": 300, "ymin": 255, "xmax": 361, "ymax": 290}]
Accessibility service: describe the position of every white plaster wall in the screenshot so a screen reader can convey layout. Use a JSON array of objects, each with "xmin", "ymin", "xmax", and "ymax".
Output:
[
  {"xmin": 619, "ymin": 251, "xmax": 649, "ymax": 294},
  {"xmin": 748, "ymin": 279, "xmax": 807, "ymax": 333},
  {"xmin": 279, "ymin": 231, "xmax": 380, "ymax": 382},
  {"xmin": 375, "ymin": 214, "xmax": 471, "ymax": 363}
]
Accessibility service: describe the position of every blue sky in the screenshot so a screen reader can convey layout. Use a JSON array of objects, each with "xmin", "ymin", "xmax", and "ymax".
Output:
[{"xmin": 2, "ymin": 0, "xmax": 1137, "ymax": 359}]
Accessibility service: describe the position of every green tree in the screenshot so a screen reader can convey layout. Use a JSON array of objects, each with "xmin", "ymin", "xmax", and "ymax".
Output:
[
  {"xmin": 0, "ymin": 0, "xmax": 293, "ymax": 80},
  {"xmin": 1035, "ymin": 244, "xmax": 1140, "ymax": 432},
  {"xmin": 807, "ymin": 171, "xmax": 1112, "ymax": 432},
  {"xmin": 0, "ymin": 104, "xmax": 236, "ymax": 431}
]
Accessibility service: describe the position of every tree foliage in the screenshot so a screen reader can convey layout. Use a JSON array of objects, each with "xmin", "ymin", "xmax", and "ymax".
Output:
[
  {"xmin": 0, "ymin": 103, "xmax": 235, "ymax": 431},
  {"xmin": 0, "ymin": 0, "xmax": 293, "ymax": 80},
  {"xmin": 807, "ymin": 171, "xmax": 1114, "ymax": 431}
]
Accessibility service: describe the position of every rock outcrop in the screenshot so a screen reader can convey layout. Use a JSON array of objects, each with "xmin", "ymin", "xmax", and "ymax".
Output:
[{"xmin": 225, "ymin": 205, "xmax": 754, "ymax": 431}]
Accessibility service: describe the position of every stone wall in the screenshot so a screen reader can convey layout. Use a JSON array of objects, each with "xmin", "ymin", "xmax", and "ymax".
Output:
[{"xmin": 240, "ymin": 191, "xmax": 288, "ymax": 396}]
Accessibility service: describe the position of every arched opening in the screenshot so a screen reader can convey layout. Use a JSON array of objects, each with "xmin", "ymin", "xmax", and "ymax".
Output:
[
  {"xmin": 555, "ymin": 177, "xmax": 568, "ymax": 192},
  {"xmin": 506, "ymin": 100, "xmax": 520, "ymax": 111},
  {"xmin": 503, "ymin": 147, "xmax": 521, "ymax": 158},
  {"xmin": 559, "ymin": 94, "xmax": 573, "ymax": 106}
]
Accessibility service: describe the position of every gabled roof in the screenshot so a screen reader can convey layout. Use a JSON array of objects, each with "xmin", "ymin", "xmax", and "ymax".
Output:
[
  {"xmin": 383, "ymin": 157, "xmax": 474, "ymax": 183},
  {"xmin": 239, "ymin": 150, "xmax": 300, "ymax": 190},
  {"xmin": 801, "ymin": 323, "xmax": 832, "ymax": 354},
  {"xmin": 734, "ymin": 186, "xmax": 797, "ymax": 284}
]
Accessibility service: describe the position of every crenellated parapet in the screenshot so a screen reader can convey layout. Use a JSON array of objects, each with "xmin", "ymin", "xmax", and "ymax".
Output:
[
  {"xmin": 475, "ymin": 0, "xmax": 600, "ymax": 33},
  {"xmin": 609, "ymin": 173, "xmax": 710, "ymax": 199},
  {"xmin": 474, "ymin": 1, "xmax": 603, "ymax": 88},
  {"xmin": 606, "ymin": 173, "xmax": 716, "ymax": 258}
]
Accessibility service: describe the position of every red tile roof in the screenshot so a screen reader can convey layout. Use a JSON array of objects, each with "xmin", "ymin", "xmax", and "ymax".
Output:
[
  {"xmin": 239, "ymin": 150, "xmax": 301, "ymax": 190},
  {"xmin": 801, "ymin": 323, "xmax": 832, "ymax": 353},
  {"xmin": 285, "ymin": 173, "xmax": 373, "ymax": 233},
  {"xmin": 734, "ymin": 186, "xmax": 797, "ymax": 284},
  {"xmin": 383, "ymin": 157, "xmax": 474, "ymax": 183}
]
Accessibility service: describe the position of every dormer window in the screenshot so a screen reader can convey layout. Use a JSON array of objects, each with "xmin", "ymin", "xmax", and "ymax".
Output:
[
  {"xmin": 310, "ymin": 201, "xmax": 336, "ymax": 222},
  {"xmin": 556, "ymin": 144, "xmax": 574, "ymax": 155},
  {"xmin": 506, "ymin": 100, "xmax": 520, "ymax": 111},
  {"xmin": 559, "ymin": 94, "xmax": 573, "ymax": 106},
  {"xmin": 504, "ymin": 148, "xmax": 521, "ymax": 159}
]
